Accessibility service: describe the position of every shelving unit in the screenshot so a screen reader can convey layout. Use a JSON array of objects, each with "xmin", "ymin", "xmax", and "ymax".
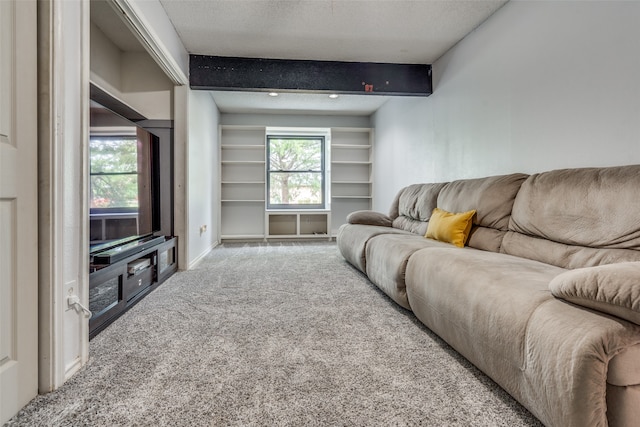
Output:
[
  {"xmin": 267, "ymin": 211, "xmax": 331, "ymax": 240},
  {"xmin": 219, "ymin": 125, "xmax": 373, "ymax": 241},
  {"xmin": 330, "ymin": 128, "xmax": 373, "ymax": 236},
  {"xmin": 219, "ymin": 126, "xmax": 266, "ymax": 240}
]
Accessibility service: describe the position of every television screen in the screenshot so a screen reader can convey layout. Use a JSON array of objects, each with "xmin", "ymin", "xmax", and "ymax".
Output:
[{"xmin": 89, "ymin": 100, "xmax": 160, "ymax": 252}]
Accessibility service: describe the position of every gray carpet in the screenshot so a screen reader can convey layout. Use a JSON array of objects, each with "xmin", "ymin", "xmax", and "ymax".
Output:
[{"xmin": 7, "ymin": 242, "xmax": 542, "ymax": 426}]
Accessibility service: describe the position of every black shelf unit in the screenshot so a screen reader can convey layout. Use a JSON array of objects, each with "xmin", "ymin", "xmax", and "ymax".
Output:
[{"xmin": 89, "ymin": 236, "xmax": 177, "ymax": 339}]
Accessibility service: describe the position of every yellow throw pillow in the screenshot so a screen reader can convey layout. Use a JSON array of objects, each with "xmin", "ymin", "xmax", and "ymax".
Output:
[{"xmin": 425, "ymin": 208, "xmax": 476, "ymax": 248}]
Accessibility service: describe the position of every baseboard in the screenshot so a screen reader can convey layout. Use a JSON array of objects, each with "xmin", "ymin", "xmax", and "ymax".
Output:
[
  {"xmin": 187, "ymin": 240, "xmax": 219, "ymax": 269},
  {"xmin": 64, "ymin": 356, "xmax": 83, "ymax": 382}
]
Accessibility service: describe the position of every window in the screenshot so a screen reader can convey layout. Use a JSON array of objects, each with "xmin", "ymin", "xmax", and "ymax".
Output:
[
  {"xmin": 89, "ymin": 136, "xmax": 139, "ymax": 210},
  {"xmin": 267, "ymin": 135, "xmax": 325, "ymax": 209}
]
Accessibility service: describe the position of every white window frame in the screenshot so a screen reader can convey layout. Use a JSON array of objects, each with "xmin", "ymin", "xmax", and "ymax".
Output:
[{"xmin": 265, "ymin": 127, "xmax": 331, "ymax": 211}]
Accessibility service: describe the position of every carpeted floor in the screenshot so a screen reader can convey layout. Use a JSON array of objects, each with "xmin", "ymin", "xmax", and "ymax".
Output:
[{"xmin": 7, "ymin": 242, "xmax": 542, "ymax": 426}]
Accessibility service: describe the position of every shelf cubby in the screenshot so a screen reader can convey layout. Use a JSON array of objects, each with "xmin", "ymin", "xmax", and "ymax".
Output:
[
  {"xmin": 266, "ymin": 211, "xmax": 330, "ymax": 239},
  {"xmin": 221, "ymin": 201, "xmax": 266, "ymax": 236},
  {"xmin": 268, "ymin": 214, "xmax": 298, "ymax": 236},
  {"xmin": 299, "ymin": 214, "xmax": 329, "ymax": 235}
]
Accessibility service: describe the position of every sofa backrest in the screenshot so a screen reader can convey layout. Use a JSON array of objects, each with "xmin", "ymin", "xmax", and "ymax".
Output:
[
  {"xmin": 437, "ymin": 173, "xmax": 529, "ymax": 252},
  {"xmin": 502, "ymin": 165, "xmax": 640, "ymax": 269},
  {"xmin": 391, "ymin": 183, "xmax": 447, "ymax": 235}
]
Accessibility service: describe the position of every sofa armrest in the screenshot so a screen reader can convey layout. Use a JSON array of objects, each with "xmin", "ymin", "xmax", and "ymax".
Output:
[
  {"xmin": 346, "ymin": 210, "xmax": 393, "ymax": 227},
  {"xmin": 549, "ymin": 262, "xmax": 640, "ymax": 325}
]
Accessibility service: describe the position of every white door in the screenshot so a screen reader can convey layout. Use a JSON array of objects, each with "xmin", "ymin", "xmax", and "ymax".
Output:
[{"xmin": 0, "ymin": 0, "xmax": 39, "ymax": 423}]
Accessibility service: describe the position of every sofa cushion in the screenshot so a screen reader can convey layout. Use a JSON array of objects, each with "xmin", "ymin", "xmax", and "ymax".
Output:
[
  {"xmin": 437, "ymin": 173, "xmax": 528, "ymax": 231},
  {"xmin": 365, "ymin": 234, "xmax": 452, "ymax": 309},
  {"xmin": 466, "ymin": 227, "xmax": 508, "ymax": 253},
  {"xmin": 510, "ymin": 165, "xmax": 640, "ymax": 250},
  {"xmin": 501, "ymin": 231, "xmax": 640, "ymax": 269},
  {"xmin": 549, "ymin": 262, "xmax": 640, "ymax": 325},
  {"xmin": 336, "ymin": 223, "xmax": 411, "ymax": 273},
  {"xmin": 405, "ymin": 248, "xmax": 564, "ymax": 388},
  {"xmin": 425, "ymin": 208, "xmax": 476, "ymax": 248},
  {"xmin": 392, "ymin": 182, "xmax": 447, "ymax": 234},
  {"xmin": 392, "ymin": 215, "xmax": 430, "ymax": 236},
  {"xmin": 437, "ymin": 173, "xmax": 528, "ymax": 252}
]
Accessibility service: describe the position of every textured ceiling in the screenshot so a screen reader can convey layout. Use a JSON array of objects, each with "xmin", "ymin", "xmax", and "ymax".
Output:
[
  {"xmin": 159, "ymin": 0, "xmax": 507, "ymax": 64},
  {"xmin": 91, "ymin": 0, "xmax": 509, "ymax": 115}
]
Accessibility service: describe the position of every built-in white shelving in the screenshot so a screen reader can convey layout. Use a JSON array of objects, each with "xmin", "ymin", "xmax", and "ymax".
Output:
[
  {"xmin": 219, "ymin": 126, "xmax": 267, "ymax": 239},
  {"xmin": 219, "ymin": 126, "xmax": 373, "ymax": 241},
  {"xmin": 330, "ymin": 128, "xmax": 374, "ymax": 236}
]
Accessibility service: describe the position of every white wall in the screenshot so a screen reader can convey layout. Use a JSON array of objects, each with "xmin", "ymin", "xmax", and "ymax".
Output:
[
  {"xmin": 372, "ymin": 0, "xmax": 640, "ymax": 211},
  {"xmin": 90, "ymin": 22, "xmax": 173, "ymax": 120},
  {"xmin": 187, "ymin": 91, "xmax": 220, "ymax": 267},
  {"xmin": 90, "ymin": 21, "xmax": 121, "ymax": 89},
  {"xmin": 371, "ymin": 98, "xmax": 433, "ymax": 211},
  {"xmin": 120, "ymin": 52, "xmax": 175, "ymax": 119}
]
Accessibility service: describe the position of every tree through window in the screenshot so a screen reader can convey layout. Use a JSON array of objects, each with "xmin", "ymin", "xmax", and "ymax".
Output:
[
  {"xmin": 89, "ymin": 136, "xmax": 139, "ymax": 209},
  {"xmin": 267, "ymin": 136, "xmax": 325, "ymax": 209}
]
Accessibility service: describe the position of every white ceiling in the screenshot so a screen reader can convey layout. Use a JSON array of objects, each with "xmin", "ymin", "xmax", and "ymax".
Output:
[
  {"xmin": 91, "ymin": 0, "xmax": 509, "ymax": 115},
  {"xmin": 208, "ymin": 90, "xmax": 392, "ymax": 115},
  {"xmin": 159, "ymin": 0, "xmax": 507, "ymax": 64}
]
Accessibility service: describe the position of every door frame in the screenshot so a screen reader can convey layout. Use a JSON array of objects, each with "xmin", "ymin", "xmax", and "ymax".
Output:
[{"xmin": 37, "ymin": 0, "xmax": 90, "ymax": 392}]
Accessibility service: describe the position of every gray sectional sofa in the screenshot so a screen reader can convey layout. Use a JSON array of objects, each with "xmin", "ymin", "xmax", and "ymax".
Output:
[{"xmin": 337, "ymin": 165, "xmax": 640, "ymax": 427}]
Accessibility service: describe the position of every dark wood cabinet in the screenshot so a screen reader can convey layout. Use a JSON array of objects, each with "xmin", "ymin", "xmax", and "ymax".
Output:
[
  {"xmin": 124, "ymin": 262, "xmax": 154, "ymax": 301},
  {"xmin": 89, "ymin": 236, "xmax": 177, "ymax": 339}
]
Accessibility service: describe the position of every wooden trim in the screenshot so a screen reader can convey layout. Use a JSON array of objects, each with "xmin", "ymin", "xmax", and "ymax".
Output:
[
  {"xmin": 37, "ymin": 0, "xmax": 91, "ymax": 392},
  {"xmin": 78, "ymin": 0, "xmax": 91, "ymax": 373}
]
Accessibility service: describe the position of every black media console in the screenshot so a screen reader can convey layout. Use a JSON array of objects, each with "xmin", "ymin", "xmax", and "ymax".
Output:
[
  {"xmin": 89, "ymin": 236, "xmax": 177, "ymax": 339},
  {"xmin": 92, "ymin": 235, "xmax": 167, "ymax": 264}
]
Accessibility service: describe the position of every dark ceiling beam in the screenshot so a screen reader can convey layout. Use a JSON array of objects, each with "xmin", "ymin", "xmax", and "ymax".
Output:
[{"xmin": 189, "ymin": 55, "xmax": 432, "ymax": 96}]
